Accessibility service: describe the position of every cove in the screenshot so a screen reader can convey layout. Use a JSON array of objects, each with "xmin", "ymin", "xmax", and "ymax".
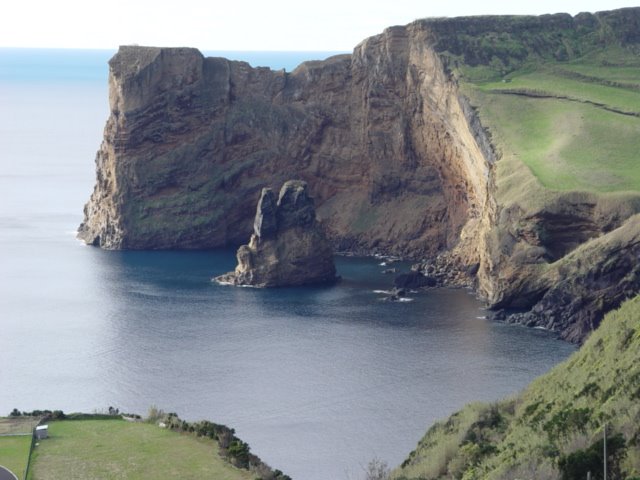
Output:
[
  {"xmin": 0, "ymin": 48, "xmax": 576, "ymax": 480},
  {"xmin": 0, "ymin": 245, "xmax": 575, "ymax": 479}
]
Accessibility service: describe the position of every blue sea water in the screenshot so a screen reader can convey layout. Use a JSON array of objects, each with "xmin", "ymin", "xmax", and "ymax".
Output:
[{"xmin": 0, "ymin": 49, "xmax": 575, "ymax": 480}]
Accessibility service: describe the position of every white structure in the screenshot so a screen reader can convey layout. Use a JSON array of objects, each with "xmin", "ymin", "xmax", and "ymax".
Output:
[{"xmin": 34, "ymin": 425, "xmax": 48, "ymax": 440}]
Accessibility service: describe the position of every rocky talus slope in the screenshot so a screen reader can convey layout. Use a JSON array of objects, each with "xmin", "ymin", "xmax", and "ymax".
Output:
[
  {"xmin": 215, "ymin": 180, "xmax": 336, "ymax": 287},
  {"xmin": 79, "ymin": 8, "xmax": 640, "ymax": 342}
]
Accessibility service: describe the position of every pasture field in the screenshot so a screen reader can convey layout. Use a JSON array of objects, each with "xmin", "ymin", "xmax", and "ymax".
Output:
[
  {"xmin": 0, "ymin": 435, "xmax": 31, "ymax": 480},
  {"xmin": 463, "ymin": 48, "xmax": 640, "ymax": 195},
  {"xmin": 27, "ymin": 419, "xmax": 254, "ymax": 480}
]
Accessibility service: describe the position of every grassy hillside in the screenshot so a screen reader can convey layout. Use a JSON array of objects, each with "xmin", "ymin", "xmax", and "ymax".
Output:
[
  {"xmin": 429, "ymin": 8, "xmax": 640, "ymax": 205},
  {"xmin": 28, "ymin": 419, "xmax": 255, "ymax": 480},
  {"xmin": 393, "ymin": 295, "xmax": 640, "ymax": 480},
  {"xmin": 466, "ymin": 51, "xmax": 640, "ymax": 197}
]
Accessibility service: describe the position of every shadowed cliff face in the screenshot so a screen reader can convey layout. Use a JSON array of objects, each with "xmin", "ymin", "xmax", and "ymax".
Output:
[{"xmin": 78, "ymin": 26, "xmax": 492, "ymax": 258}]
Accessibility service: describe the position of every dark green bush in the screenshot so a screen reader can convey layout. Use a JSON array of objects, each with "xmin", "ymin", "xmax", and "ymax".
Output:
[{"xmin": 558, "ymin": 432, "xmax": 626, "ymax": 480}]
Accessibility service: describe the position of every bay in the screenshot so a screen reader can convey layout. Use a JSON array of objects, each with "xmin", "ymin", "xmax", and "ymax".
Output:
[{"xmin": 0, "ymin": 49, "xmax": 575, "ymax": 480}]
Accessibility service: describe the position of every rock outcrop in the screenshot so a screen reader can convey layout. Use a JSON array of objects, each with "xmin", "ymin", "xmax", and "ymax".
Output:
[
  {"xmin": 78, "ymin": 8, "xmax": 640, "ymax": 342},
  {"xmin": 496, "ymin": 214, "xmax": 640, "ymax": 343},
  {"xmin": 215, "ymin": 181, "xmax": 336, "ymax": 287},
  {"xmin": 77, "ymin": 29, "xmax": 491, "ymax": 256}
]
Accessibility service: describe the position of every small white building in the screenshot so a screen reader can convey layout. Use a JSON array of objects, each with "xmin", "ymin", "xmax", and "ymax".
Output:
[{"xmin": 34, "ymin": 425, "xmax": 48, "ymax": 440}]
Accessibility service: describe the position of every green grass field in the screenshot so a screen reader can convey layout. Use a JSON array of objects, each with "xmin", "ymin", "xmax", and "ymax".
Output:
[
  {"xmin": 463, "ymin": 48, "xmax": 640, "ymax": 196},
  {"xmin": 0, "ymin": 435, "xmax": 31, "ymax": 480},
  {"xmin": 481, "ymin": 70, "xmax": 640, "ymax": 114},
  {"xmin": 28, "ymin": 419, "xmax": 254, "ymax": 480}
]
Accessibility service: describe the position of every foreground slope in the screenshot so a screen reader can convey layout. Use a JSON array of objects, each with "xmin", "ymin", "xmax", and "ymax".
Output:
[{"xmin": 394, "ymin": 294, "xmax": 640, "ymax": 479}]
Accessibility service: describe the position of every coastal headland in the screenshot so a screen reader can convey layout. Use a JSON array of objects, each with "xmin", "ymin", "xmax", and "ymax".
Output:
[{"xmin": 77, "ymin": 9, "xmax": 640, "ymax": 340}]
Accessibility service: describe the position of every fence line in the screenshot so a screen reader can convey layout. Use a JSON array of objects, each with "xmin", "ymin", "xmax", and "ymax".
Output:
[{"xmin": 23, "ymin": 418, "xmax": 44, "ymax": 480}]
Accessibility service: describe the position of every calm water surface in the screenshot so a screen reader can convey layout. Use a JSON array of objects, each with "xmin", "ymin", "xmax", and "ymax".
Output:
[{"xmin": 0, "ymin": 49, "xmax": 575, "ymax": 480}]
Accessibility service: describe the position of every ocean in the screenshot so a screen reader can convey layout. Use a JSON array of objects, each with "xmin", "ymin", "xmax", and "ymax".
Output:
[{"xmin": 0, "ymin": 48, "xmax": 575, "ymax": 480}]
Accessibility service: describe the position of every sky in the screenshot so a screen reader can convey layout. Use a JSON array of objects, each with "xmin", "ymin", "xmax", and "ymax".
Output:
[{"xmin": 1, "ymin": 0, "xmax": 639, "ymax": 51}]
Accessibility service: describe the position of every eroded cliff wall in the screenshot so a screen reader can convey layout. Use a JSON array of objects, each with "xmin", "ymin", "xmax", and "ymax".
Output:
[
  {"xmin": 79, "ymin": 9, "xmax": 640, "ymax": 343},
  {"xmin": 78, "ymin": 25, "xmax": 492, "ymax": 259}
]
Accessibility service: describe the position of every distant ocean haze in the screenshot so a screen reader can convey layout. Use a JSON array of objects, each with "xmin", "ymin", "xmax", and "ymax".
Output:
[{"xmin": 0, "ymin": 49, "xmax": 575, "ymax": 480}]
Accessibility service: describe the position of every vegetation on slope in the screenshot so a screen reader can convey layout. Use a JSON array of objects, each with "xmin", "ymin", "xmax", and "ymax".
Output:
[
  {"xmin": 393, "ymin": 294, "xmax": 640, "ymax": 479},
  {"xmin": 430, "ymin": 8, "xmax": 640, "ymax": 199},
  {"xmin": 468, "ymin": 53, "xmax": 640, "ymax": 197}
]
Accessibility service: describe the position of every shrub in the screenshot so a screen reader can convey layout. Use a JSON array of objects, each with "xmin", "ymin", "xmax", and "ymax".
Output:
[
  {"xmin": 364, "ymin": 457, "xmax": 390, "ymax": 480},
  {"xmin": 558, "ymin": 432, "xmax": 626, "ymax": 480},
  {"xmin": 227, "ymin": 439, "xmax": 250, "ymax": 468},
  {"xmin": 543, "ymin": 407, "xmax": 592, "ymax": 439},
  {"xmin": 146, "ymin": 405, "xmax": 165, "ymax": 424}
]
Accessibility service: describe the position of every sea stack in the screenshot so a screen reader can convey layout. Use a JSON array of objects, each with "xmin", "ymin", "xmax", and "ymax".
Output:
[{"xmin": 215, "ymin": 180, "xmax": 337, "ymax": 287}]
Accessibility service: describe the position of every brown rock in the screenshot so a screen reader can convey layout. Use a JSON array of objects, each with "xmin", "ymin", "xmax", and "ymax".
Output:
[
  {"xmin": 77, "ymin": 31, "xmax": 491, "ymax": 256},
  {"xmin": 215, "ymin": 181, "xmax": 337, "ymax": 287},
  {"xmin": 78, "ymin": 11, "xmax": 640, "ymax": 342}
]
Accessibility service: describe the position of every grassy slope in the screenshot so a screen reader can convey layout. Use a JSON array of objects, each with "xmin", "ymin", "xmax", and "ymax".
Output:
[
  {"xmin": 393, "ymin": 295, "xmax": 640, "ymax": 479},
  {"xmin": 0, "ymin": 435, "xmax": 31, "ymax": 479},
  {"xmin": 28, "ymin": 419, "xmax": 254, "ymax": 480},
  {"xmin": 465, "ymin": 51, "xmax": 640, "ymax": 198}
]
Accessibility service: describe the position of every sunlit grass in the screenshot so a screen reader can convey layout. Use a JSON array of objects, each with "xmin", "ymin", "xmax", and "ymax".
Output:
[
  {"xmin": 474, "ymin": 91, "xmax": 640, "ymax": 194},
  {"xmin": 480, "ymin": 70, "xmax": 640, "ymax": 114},
  {"xmin": 459, "ymin": 47, "xmax": 640, "ymax": 197},
  {"xmin": 28, "ymin": 419, "xmax": 254, "ymax": 480},
  {"xmin": 0, "ymin": 435, "xmax": 31, "ymax": 480}
]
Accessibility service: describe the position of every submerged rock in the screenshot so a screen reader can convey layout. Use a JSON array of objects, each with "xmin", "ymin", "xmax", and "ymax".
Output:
[
  {"xmin": 394, "ymin": 271, "xmax": 436, "ymax": 289},
  {"xmin": 215, "ymin": 181, "xmax": 337, "ymax": 287}
]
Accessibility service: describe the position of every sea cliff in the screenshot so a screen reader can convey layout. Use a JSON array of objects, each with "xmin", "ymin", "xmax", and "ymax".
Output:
[
  {"xmin": 79, "ymin": 8, "xmax": 640, "ymax": 342},
  {"xmin": 78, "ymin": 30, "xmax": 490, "ymax": 257}
]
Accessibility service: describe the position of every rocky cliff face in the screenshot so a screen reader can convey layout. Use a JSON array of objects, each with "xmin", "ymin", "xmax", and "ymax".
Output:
[
  {"xmin": 79, "ymin": 9, "xmax": 640, "ymax": 342},
  {"xmin": 77, "ymin": 26, "xmax": 491, "ymax": 257},
  {"xmin": 215, "ymin": 180, "xmax": 336, "ymax": 287}
]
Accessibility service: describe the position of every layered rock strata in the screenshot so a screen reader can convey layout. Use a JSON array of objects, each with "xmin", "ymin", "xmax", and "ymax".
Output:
[
  {"xmin": 215, "ymin": 180, "xmax": 336, "ymax": 287},
  {"xmin": 79, "ymin": 9, "xmax": 640, "ymax": 342},
  {"xmin": 77, "ymin": 30, "xmax": 491, "ymax": 256}
]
